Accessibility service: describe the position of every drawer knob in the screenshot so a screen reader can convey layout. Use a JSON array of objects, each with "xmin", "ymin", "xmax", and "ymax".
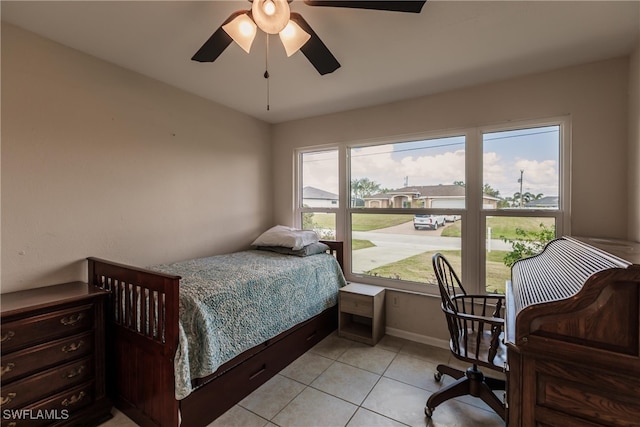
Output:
[
  {"xmin": 0, "ymin": 363, "xmax": 15, "ymax": 377},
  {"xmin": 0, "ymin": 392, "xmax": 16, "ymax": 406},
  {"xmin": 61, "ymin": 340, "xmax": 84, "ymax": 353},
  {"xmin": 1, "ymin": 331, "xmax": 15, "ymax": 343},
  {"xmin": 61, "ymin": 391, "xmax": 85, "ymax": 407},
  {"xmin": 60, "ymin": 312, "xmax": 85, "ymax": 326},
  {"xmin": 64, "ymin": 365, "xmax": 86, "ymax": 379}
]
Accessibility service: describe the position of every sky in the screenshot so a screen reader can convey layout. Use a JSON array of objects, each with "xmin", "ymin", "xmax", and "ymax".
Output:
[{"xmin": 303, "ymin": 125, "xmax": 560, "ymax": 200}]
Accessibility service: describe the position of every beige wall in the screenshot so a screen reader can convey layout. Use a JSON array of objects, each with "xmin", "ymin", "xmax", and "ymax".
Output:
[
  {"xmin": 2, "ymin": 22, "xmax": 637, "ymax": 345},
  {"xmin": 1, "ymin": 24, "xmax": 273, "ymax": 292},
  {"xmin": 272, "ymin": 56, "xmax": 632, "ymax": 340},
  {"xmin": 629, "ymin": 44, "xmax": 640, "ymax": 242},
  {"xmin": 273, "ymin": 58, "xmax": 630, "ymax": 237}
]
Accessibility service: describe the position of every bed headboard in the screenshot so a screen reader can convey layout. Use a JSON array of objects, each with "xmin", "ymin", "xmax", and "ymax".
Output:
[{"xmin": 320, "ymin": 240, "xmax": 344, "ymax": 271}]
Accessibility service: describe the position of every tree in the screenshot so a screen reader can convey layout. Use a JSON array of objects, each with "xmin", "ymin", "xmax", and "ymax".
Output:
[
  {"xmin": 501, "ymin": 223, "xmax": 556, "ymax": 267},
  {"xmin": 512, "ymin": 191, "xmax": 546, "ymax": 207},
  {"xmin": 351, "ymin": 178, "xmax": 382, "ymax": 206},
  {"xmin": 453, "ymin": 181, "xmax": 500, "ymax": 198},
  {"xmin": 498, "ymin": 196, "xmax": 513, "ymax": 209},
  {"xmin": 482, "ymin": 183, "xmax": 500, "ymax": 198},
  {"xmin": 302, "ymin": 211, "xmax": 314, "ymax": 230}
]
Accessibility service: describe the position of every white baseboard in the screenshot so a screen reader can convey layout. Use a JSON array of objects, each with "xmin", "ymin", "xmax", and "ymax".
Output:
[{"xmin": 385, "ymin": 327, "xmax": 449, "ymax": 350}]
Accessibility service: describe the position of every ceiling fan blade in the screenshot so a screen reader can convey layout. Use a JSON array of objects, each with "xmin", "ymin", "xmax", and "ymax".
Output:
[
  {"xmin": 289, "ymin": 12, "xmax": 340, "ymax": 75},
  {"xmin": 303, "ymin": 1, "xmax": 426, "ymax": 13},
  {"xmin": 191, "ymin": 10, "xmax": 248, "ymax": 62}
]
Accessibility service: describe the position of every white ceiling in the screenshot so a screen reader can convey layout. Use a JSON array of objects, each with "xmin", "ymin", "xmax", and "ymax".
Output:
[{"xmin": 2, "ymin": 1, "xmax": 639, "ymax": 124}]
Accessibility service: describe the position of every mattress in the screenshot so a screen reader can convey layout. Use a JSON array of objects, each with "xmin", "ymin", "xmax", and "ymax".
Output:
[{"xmin": 149, "ymin": 249, "xmax": 347, "ymax": 400}]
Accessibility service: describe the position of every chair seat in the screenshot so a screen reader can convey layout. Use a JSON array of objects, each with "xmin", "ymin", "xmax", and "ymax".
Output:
[{"xmin": 451, "ymin": 330, "xmax": 507, "ymax": 372}]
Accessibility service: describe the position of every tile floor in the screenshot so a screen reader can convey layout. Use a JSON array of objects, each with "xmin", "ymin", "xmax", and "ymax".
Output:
[{"xmin": 100, "ymin": 333, "xmax": 505, "ymax": 427}]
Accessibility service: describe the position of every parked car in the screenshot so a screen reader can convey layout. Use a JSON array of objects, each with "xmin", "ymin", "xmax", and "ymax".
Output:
[
  {"xmin": 444, "ymin": 214, "xmax": 462, "ymax": 222},
  {"xmin": 413, "ymin": 214, "xmax": 446, "ymax": 230}
]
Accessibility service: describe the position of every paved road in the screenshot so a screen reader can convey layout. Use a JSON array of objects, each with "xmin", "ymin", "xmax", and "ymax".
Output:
[{"xmin": 351, "ymin": 221, "xmax": 511, "ymax": 273}]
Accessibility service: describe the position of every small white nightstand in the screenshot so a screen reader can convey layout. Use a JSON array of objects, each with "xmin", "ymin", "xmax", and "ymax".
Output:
[{"xmin": 338, "ymin": 283, "xmax": 385, "ymax": 345}]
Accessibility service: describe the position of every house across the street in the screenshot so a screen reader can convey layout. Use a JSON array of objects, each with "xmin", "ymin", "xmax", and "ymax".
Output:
[{"xmin": 364, "ymin": 184, "xmax": 499, "ymax": 209}]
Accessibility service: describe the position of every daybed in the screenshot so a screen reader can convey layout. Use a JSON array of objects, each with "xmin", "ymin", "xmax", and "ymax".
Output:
[{"xmin": 87, "ymin": 237, "xmax": 345, "ymax": 427}]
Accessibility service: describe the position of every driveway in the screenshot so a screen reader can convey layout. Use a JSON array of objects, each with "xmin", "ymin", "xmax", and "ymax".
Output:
[{"xmin": 351, "ymin": 221, "xmax": 511, "ymax": 273}]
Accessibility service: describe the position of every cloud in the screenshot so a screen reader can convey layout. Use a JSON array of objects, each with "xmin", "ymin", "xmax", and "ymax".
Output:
[
  {"xmin": 304, "ymin": 145, "xmax": 559, "ymax": 200},
  {"xmin": 351, "ymin": 145, "xmax": 465, "ymax": 188}
]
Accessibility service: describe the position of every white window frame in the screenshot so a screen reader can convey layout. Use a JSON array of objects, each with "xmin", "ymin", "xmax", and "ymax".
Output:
[
  {"xmin": 475, "ymin": 117, "xmax": 571, "ymax": 294},
  {"xmin": 294, "ymin": 116, "xmax": 571, "ymax": 295}
]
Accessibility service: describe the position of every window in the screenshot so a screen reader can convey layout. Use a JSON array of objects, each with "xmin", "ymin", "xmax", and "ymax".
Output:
[
  {"xmin": 299, "ymin": 150, "xmax": 339, "ymax": 240},
  {"xmin": 348, "ymin": 136, "xmax": 466, "ymax": 292},
  {"xmin": 481, "ymin": 124, "xmax": 565, "ymax": 294},
  {"xmin": 295, "ymin": 118, "xmax": 569, "ymax": 294}
]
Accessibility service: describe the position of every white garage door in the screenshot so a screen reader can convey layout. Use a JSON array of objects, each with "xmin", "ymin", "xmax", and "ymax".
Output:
[{"xmin": 431, "ymin": 198, "xmax": 465, "ymax": 208}]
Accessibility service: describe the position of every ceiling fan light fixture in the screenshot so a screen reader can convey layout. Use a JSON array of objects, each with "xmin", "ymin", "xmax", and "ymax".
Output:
[
  {"xmin": 222, "ymin": 13, "xmax": 257, "ymax": 53},
  {"xmin": 252, "ymin": 0, "xmax": 290, "ymax": 34},
  {"xmin": 279, "ymin": 20, "xmax": 311, "ymax": 57}
]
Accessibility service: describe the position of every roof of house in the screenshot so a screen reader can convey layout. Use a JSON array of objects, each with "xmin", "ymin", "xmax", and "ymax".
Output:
[
  {"xmin": 302, "ymin": 186, "xmax": 338, "ymax": 200},
  {"xmin": 366, "ymin": 184, "xmax": 466, "ymax": 199},
  {"xmin": 525, "ymin": 196, "xmax": 559, "ymax": 208}
]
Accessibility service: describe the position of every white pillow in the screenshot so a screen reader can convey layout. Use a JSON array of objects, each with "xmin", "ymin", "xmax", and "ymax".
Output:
[{"xmin": 251, "ymin": 225, "xmax": 319, "ymax": 251}]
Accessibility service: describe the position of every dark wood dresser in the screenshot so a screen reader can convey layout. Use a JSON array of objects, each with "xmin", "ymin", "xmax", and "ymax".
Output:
[{"xmin": 1, "ymin": 282, "xmax": 112, "ymax": 426}]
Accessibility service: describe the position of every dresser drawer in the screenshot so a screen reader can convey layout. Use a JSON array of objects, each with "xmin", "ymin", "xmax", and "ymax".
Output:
[
  {"xmin": 1, "ymin": 305, "xmax": 94, "ymax": 354},
  {"xmin": 1, "ymin": 382, "xmax": 94, "ymax": 427},
  {"xmin": 0, "ymin": 357, "xmax": 94, "ymax": 411},
  {"xmin": 1, "ymin": 332, "xmax": 93, "ymax": 383},
  {"xmin": 340, "ymin": 293, "xmax": 373, "ymax": 317}
]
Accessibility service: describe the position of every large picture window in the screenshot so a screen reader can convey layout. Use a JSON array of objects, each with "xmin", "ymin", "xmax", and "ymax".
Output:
[
  {"xmin": 296, "ymin": 118, "xmax": 569, "ymax": 294},
  {"xmin": 348, "ymin": 136, "xmax": 466, "ymax": 290}
]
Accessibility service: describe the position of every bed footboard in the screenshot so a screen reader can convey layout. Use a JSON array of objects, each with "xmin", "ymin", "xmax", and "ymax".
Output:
[{"xmin": 87, "ymin": 257, "xmax": 180, "ymax": 427}]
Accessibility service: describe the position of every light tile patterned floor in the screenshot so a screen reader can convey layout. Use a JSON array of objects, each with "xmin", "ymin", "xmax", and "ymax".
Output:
[{"xmin": 100, "ymin": 333, "xmax": 505, "ymax": 427}]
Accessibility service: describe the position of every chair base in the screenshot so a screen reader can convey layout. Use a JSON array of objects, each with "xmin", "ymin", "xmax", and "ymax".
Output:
[{"xmin": 425, "ymin": 364, "xmax": 506, "ymax": 420}]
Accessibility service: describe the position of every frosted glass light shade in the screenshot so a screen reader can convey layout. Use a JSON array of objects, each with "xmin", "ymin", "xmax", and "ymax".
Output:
[
  {"xmin": 252, "ymin": 0, "xmax": 290, "ymax": 34},
  {"xmin": 279, "ymin": 21, "xmax": 311, "ymax": 57},
  {"xmin": 222, "ymin": 13, "xmax": 257, "ymax": 53}
]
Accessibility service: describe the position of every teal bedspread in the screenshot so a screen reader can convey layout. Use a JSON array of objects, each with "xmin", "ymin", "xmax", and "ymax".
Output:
[{"xmin": 149, "ymin": 250, "xmax": 347, "ymax": 400}]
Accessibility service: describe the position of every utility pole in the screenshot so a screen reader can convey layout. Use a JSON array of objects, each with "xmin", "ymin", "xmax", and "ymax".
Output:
[{"xmin": 518, "ymin": 170, "xmax": 524, "ymax": 208}]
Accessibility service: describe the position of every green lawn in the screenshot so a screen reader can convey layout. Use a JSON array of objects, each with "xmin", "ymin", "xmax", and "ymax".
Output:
[
  {"xmin": 351, "ymin": 213, "xmax": 414, "ymax": 231},
  {"xmin": 352, "ymin": 239, "xmax": 376, "ymax": 250},
  {"xmin": 441, "ymin": 216, "xmax": 555, "ymax": 240},
  {"xmin": 308, "ymin": 213, "xmax": 335, "ymax": 230},
  {"xmin": 366, "ymin": 249, "xmax": 510, "ymax": 294}
]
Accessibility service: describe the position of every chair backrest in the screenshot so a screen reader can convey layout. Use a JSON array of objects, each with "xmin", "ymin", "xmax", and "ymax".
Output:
[
  {"xmin": 431, "ymin": 253, "xmax": 506, "ymax": 369},
  {"xmin": 432, "ymin": 253, "xmax": 464, "ymax": 355},
  {"xmin": 432, "ymin": 253, "xmax": 466, "ymax": 312}
]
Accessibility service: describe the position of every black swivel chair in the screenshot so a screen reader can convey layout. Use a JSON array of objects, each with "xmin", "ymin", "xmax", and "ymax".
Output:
[{"xmin": 425, "ymin": 253, "xmax": 507, "ymax": 420}]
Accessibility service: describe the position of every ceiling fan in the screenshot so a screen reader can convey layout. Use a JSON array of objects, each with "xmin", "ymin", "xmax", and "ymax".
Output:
[{"xmin": 191, "ymin": 0, "xmax": 426, "ymax": 76}]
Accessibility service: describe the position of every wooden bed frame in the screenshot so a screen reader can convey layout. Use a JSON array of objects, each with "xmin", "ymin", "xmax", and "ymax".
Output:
[{"xmin": 87, "ymin": 241, "xmax": 344, "ymax": 427}]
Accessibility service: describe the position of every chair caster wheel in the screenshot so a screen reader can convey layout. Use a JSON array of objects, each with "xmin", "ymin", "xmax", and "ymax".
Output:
[
  {"xmin": 434, "ymin": 372, "xmax": 443, "ymax": 382},
  {"xmin": 425, "ymin": 406, "xmax": 434, "ymax": 417}
]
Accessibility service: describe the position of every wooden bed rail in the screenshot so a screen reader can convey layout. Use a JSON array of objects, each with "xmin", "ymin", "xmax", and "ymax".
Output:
[{"xmin": 87, "ymin": 257, "xmax": 180, "ymax": 427}]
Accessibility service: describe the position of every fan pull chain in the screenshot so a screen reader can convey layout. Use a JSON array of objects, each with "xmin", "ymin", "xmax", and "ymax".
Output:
[{"xmin": 264, "ymin": 34, "xmax": 270, "ymax": 111}]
